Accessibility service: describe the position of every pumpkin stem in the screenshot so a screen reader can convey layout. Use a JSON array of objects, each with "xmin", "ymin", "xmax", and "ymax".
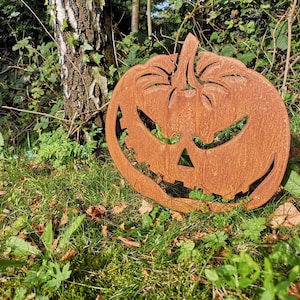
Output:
[{"xmin": 172, "ymin": 33, "xmax": 199, "ymax": 91}]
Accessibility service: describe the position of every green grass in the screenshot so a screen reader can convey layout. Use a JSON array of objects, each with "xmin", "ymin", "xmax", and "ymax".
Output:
[{"xmin": 0, "ymin": 155, "xmax": 300, "ymax": 299}]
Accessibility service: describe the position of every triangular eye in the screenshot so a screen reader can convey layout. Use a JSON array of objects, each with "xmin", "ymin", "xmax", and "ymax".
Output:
[{"xmin": 178, "ymin": 148, "xmax": 194, "ymax": 167}]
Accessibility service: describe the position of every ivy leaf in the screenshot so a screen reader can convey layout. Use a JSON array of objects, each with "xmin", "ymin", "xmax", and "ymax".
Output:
[{"xmin": 81, "ymin": 40, "xmax": 93, "ymax": 51}]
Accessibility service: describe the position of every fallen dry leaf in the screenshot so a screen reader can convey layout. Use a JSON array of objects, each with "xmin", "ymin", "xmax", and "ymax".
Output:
[
  {"xmin": 113, "ymin": 203, "xmax": 127, "ymax": 214},
  {"xmin": 191, "ymin": 231, "xmax": 207, "ymax": 242},
  {"xmin": 119, "ymin": 223, "xmax": 126, "ymax": 231},
  {"xmin": 138, "ymin": 200, "xmax": 153, "ymax": 215},
  {"xmin": 52, "ymin": 238, "xmax": 59, "ymax": 252},
  {"xmin": 267, "ymin": 203, "xmax": 300, "ymax": 229},
  {"xmin": 0, "ymin": 191, "xmax": 6, "ymax": 196},
  {"xmin": 118, "ymin": 236, "xmax": 140, "ymax": 248},
  {"xmin": 172, "ymin": 211, "xmax": 185, "ymax": 222},
  {"xmin": 102, "ymin": 225, "xmax": 108, "ymax": 238},
  {"xmin": 34, "ymin": 223, "xmax": 45, "ymax": 235},
  {"xmin": 50, "ymin": 195, "xmax": 57, "ymax": 208},
  {"xmin": 288, "ymin": 283, "xmax": 300, "ymax": 299},
  {"xmin": 142, "ymin": 268, "xmax": 150, "ymax": 281},
  {"xmin": 19, "ymin": 177, "xmax": 29, "ymax": 183},
  {"xmin": 86, "ymin": 205, "xmax": 107, "ymax": 221},
  {"xmin": 60, "ymin": 249, "xmax": 77, "ymax": 262},
  {"xmin": 290, "ymin": 146, "xmax": 300, "ymax": 159},
  {"xmin": 59, "ymin": 211, "xmax": 69, "ymax": 227},
  {"xmin": 95, "ymin": 295, "xmax": 103, "ymax": 300}
]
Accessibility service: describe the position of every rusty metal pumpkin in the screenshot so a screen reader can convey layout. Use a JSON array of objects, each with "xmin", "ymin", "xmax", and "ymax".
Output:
[{"xmin": 105, "ymin": 34, "xmax": 290, "ymax": 213}]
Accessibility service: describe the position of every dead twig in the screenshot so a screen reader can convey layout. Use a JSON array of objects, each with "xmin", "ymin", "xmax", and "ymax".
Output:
[
  {"xmin": 281, "ymin": 0, "xmax": 298, "ymax": 97},
  {"xmin": 1, "ymin": 106, "xmax": 69, "ymax": 123}
]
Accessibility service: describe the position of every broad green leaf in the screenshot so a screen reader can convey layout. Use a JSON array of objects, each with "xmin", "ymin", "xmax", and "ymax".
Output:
[
  {"xmin": 82, "ymin": 53, "xmax": 90, "ymax": 64},
  {"xmin": 41, "ymin": 221, "xmax": 54, "ymax": 257},
  {"xmin": 189, "ymin": 190, "xmax": 214, "ymax": 201},
  {"xmin": 237, "ymin": 52, "xmax": 256, "ymax": 65},
  {"xmin": 6, "ymin": 236, "xmax": 41, "ymax": 257},
  {"xmin": 57, "ymin": 214, "xmax": 85, "ymax": 251},
  {"xmin": 283, "ymin": 170, "xmax": 300, "ymax": 197},
  {"xmin": 205, "ymin": 269, "xmax": 219, "ymax": 282},
  {"xmin": 13, "ymin": 287, "xmax": 27, "ymax": 300},
  {"xmin": 0, "ymin": 258, "xmax": 24, "ymax": 270},
  {"xmin": 0, "ymin": 132, "xmax": 4, "ymax": 147},
  {"xmin": 175, "ymin": 0, "xmax": 183, "ymax": 10},
  {"xmin": 220, "ymin": 44, "xmax": 236, "ymax": 57},
  {"xmin": 239, "ymin": 277, "xmax": 253, "ymax": 288},
  {"xmin": 218, "ymin": 264, "xmax": 236, "ymax": 276},
  {"xmin": 263, "ymin": 257, "xmax": 275, "ymax": 296},
  {"xmin": 142, "ymin": 213, "xmax": 153, "ymax": 229},
  {"xmin": 177, "ymin": 240, "xmax": 196, "ymax": 263},
  {"xmin": 276, "ymin": 35, "xmax": 288, "ymax": 51},
  {"xmin": 289, "ymin": 265, "xmax": 300, "ymax": 282}
]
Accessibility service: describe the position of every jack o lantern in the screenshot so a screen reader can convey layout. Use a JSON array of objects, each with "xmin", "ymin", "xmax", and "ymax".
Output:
[{"xmin": 105, "ymin": 34, "xmax": 290, "ymax": 213}]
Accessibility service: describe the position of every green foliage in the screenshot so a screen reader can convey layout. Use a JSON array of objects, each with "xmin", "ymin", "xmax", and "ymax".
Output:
[
  {"xmin": 1, "ymin": 156, "xmax": 300, "ymax": 299},
  {"xmin": 1, "ymin": 37, "xmax": 63, "ymax": 145},
  {"xmin": 241, "ymin": 217, "xmax": 266, "ymax": 242},
  {"xmin": 34, "ymin": 126, "xmax": 101, "ymax": 169},
  {"xmin": 3, "ymin": 214, "xmax": 85, "ymax": 299},
  {"xmin": 177, "ymin": 240, "xmax": 202, "ymax": 263},
  {"xmin": 282, "ymin": 159, "xmax": 300, "ymax": 201},
  {"xmin": 204, "ymin": 236, "xmax": 300, "ymax": 299}
]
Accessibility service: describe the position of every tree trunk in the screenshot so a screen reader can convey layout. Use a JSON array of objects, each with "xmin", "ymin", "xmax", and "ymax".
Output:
[
  {"xmin": 49, "ymin": 0, "xmax": 112, "ymax": 133},
  {"xmin": 131, "ymin": 0, "xmax": 140, "ymax": 32},
  {"xmin": 147, "ymin": 0, "xmax": 152, "ymax": 37}
]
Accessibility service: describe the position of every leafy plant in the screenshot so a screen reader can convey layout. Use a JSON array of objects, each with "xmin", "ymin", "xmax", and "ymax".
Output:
[
  {"xmin": 177, "ymin": 240, "xmax": 202, "ymax": 263},
  {"xmin": 34, "ymin": 126, "xmax": 102, "ymax": 168},
  {"xmin": 204, "ymin": 235, "xmax": 300, "ymax": 299},
  {"xmin": 241, "ymin": 217, "xmax": 266, "ymax": 242},
  {"xmin": 4, "ymin": 214, "xmax": 85, "ymax": 299},
  {"xmin": 283, "ymin": 165, "xmax": 300, "ymax": 198}
]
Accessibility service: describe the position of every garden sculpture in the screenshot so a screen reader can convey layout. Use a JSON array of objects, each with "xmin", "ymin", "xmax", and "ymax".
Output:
[{"xmin": 105, "ymin": 33, "xmax": 290, "ymax": 213}]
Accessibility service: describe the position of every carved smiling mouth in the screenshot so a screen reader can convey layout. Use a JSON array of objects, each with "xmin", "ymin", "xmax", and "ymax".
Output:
[{"xmin": 137, "ymin": 107, "xmax": 248, "ymax": 148}]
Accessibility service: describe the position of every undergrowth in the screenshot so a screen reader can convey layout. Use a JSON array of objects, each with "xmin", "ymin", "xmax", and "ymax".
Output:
[{"xmin": 0, "ymin": 156, "xmax": 299, "ymax": 299}]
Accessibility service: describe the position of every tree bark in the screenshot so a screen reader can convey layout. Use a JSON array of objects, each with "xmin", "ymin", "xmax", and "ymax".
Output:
[
  {"xmin": 49, "ymin": 0, "xmax": 111, "ymax": 132},
  {"xmin": 131, "ymin": 0, "xmax": 140, "ymax": 32}
]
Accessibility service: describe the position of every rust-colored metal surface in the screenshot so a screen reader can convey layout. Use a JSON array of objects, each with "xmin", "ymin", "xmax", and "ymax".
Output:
[{"xmin": 105, "ymin": 33, "xmax": 290, "ymax": 213}]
